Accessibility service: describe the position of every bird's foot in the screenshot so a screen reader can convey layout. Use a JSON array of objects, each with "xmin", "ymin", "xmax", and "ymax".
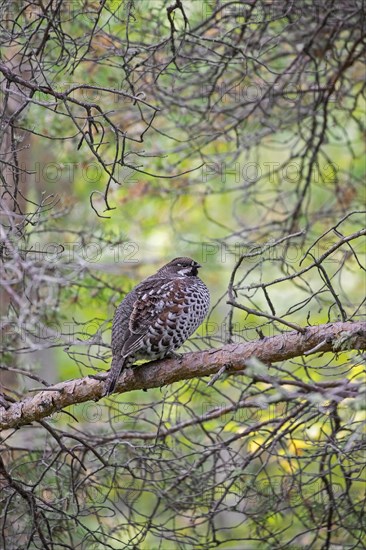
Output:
[{"xmin": 167, "ymin": 351, "xmax": 183, "ymax": 361}]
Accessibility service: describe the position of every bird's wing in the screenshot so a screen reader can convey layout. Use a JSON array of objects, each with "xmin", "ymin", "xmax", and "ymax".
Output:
[
  {"xmin": 111, "ymin": 287, "xmax": 136, "ymax": 354},
  {"xmin": 120, "ymin": 278, "xmax": 189, "ymax": 358}
]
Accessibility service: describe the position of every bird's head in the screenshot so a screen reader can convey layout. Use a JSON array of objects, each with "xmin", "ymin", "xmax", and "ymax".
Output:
[{"xmin": 159, "ymin": 257, "xmax": 202, "ymax": 277}]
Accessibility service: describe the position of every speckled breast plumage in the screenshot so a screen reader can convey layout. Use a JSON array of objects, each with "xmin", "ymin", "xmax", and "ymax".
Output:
[{"xmin": 104, "ymin": 257, "xmax": 210, "ymax": 395}]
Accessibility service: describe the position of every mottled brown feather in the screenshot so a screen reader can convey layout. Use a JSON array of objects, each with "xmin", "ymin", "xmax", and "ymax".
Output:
[{"xmin": 104, "ymin": 257, "xmax": 210, "ymax": 396}]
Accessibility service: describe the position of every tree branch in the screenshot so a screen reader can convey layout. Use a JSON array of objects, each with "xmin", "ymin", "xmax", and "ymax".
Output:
[{"xmin": 1, "ymin": 321, "xmax": 365, "ymax": 430}]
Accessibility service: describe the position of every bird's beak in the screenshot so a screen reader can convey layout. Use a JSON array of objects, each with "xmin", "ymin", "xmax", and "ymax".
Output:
[{"xmin": 195, "ymin": 263, "xmax": 201, "ymax": 268}]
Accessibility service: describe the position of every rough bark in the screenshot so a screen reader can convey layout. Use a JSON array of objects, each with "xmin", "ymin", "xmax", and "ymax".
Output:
[{"xmin": 1, "ymin": 321, "xmax": 365, "ymax": 430}]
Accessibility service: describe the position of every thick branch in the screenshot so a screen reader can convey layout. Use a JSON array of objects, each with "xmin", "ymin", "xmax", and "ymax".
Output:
[{"xmin": 1, "ymin": 321, "xmax": 365, "ymax": 430}]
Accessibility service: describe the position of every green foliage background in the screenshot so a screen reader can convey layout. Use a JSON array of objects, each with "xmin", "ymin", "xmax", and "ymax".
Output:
[{"xmin": 1, "ymin": 1, "xmax": 365, "ymax": 548}]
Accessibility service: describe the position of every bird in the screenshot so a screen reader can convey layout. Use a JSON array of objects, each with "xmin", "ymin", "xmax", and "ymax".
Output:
[{"xmin": 103, "ymin": 257, "xmax": 210, "ymax": 396}]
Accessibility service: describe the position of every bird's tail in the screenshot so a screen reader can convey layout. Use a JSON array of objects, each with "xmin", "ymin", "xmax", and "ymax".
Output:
[{"xmin": 103, "ymin": 356, "xmax": 126, "ymax": 396}]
